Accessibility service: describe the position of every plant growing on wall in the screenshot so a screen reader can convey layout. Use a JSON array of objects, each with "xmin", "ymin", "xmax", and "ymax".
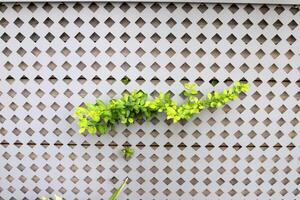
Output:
[
  {"xmin": 41, "ymin": 195, "xmax": 62, "ymax": 200},
  {"xmin": 121, "ymin": 147, "xmax": 135, "ymax": 159},
  {"xmin": 74, "ymin": 82, "xmax": 249, "ymax": 135},
  {"xmin": 109, "ymin": 177, "xmax": 128, "ymax": 200},
  {"xmin": 41, "ymin": 177, "xmax": 128, "ymax": 200}
]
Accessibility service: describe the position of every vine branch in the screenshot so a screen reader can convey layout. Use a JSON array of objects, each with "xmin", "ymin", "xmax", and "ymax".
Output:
[{"xmin": 74, "ymin": 82, "xmax": 249, "ymax": 135}]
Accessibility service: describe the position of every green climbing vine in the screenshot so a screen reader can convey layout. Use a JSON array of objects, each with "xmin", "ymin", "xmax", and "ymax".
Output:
[{"xmin": 74, "ymin": 81, "xmax": 249, "ymax": 135}]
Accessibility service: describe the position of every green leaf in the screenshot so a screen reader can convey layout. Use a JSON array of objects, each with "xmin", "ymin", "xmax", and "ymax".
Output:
[
  {"xmin": 207, "ymin": 93, "xmax": 212, "ymax": 99},
  {"xmin": 122, "ymin": 147, "xmax": 134, "ymax": 159},
  {"xmin": 98, "ymin": 124, "xmax": 108, "ymax": 135},
  {"xmin": 74, "ymin": 107, "xmax": 87, "ymax": 116},
  {"xmin": 89, "ymin": 111, "xmax": 100, "ymax": 122},
  {"xmin": 87, "ymin": 126, "xmax": 97, "ymax": 135},
  {"xmin": 54, "ymin": 195, "xmax": 63, "ymax": 200},
  {"xmin": 183, "ymin": 91, "xmax": 189, "ymax": 97},
  {"xmin": 78, "ymin": 118, "xmax": 88, "ymax": 127},
  {"xmin": 109, "ymin": 177, "xmax": 128, "ymax": 200},
  {"xmin": 79, "ymin": 127, "xmax": 86, "ymax": 134},
  {"xmin": 128, "ymin": 118, "xmax": 134, "ymax": 124}
]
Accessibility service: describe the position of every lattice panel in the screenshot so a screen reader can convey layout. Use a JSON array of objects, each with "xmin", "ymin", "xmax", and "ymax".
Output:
[{"xmin": 0, "ymin": 2, "xmax": 299, "ymax": 200}]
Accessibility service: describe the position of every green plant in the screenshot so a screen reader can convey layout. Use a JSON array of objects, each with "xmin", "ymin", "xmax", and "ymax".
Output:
[
  {"xmin": 109, "ymin": 177, "xmax": 128, "ymax": 200},
  {"xmin": 121, "ymin": 147, "xmax": 134, "ymax": 159},
  {"xmin": 121, "ymin": 77, "xmax": 131, "ymax": 85},
  {"xmin": 41, "ymin": 195, "xmax": 62, "ymax": 200},
  {"xmin": 74, "ymin": 81, "xmax": 249, "ymax": 135},
  {"xmin": 40, "ymin": 177, "xmax": 128, "ymax": 200}
]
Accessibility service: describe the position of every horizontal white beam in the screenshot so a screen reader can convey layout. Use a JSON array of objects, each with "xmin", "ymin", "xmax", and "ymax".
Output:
[{"xmin": 1, "ymin": 0, "xmax": 300, "ymax": 5}]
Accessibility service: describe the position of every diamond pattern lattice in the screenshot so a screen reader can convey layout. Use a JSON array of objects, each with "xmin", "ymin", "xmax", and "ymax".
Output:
[{"xmin": 0, "ymin": 2, "xmax": 299, "ymax": 200}]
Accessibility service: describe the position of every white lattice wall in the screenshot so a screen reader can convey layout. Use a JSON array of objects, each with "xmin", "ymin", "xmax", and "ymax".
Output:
[{"xmin": 0, "ymin": 2, "xmax": 299, "ymax": 200}]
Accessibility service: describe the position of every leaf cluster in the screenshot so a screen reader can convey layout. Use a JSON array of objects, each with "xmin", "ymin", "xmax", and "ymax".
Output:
[
  {"xmin": 74, "ymin": 82, "xmax": 249, "ymax": 135},
  {"xmin": 121, "ymin": 147, "xmax": 135, "ymax": 159}
]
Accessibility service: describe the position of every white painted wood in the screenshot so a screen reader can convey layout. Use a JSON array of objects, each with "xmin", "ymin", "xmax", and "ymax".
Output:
[
  {"xmin": 0, "ymin": 2, "xmax": 299, "ymax": 200},
  {"xmin": 1, "ymin": 0, "xmax": 300, "ymax": 5}
]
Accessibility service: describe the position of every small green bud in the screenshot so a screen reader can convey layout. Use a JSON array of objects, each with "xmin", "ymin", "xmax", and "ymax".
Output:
[{"xmin": 122, "ymin": 147, "xmax": 134, "ymax": 159}]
